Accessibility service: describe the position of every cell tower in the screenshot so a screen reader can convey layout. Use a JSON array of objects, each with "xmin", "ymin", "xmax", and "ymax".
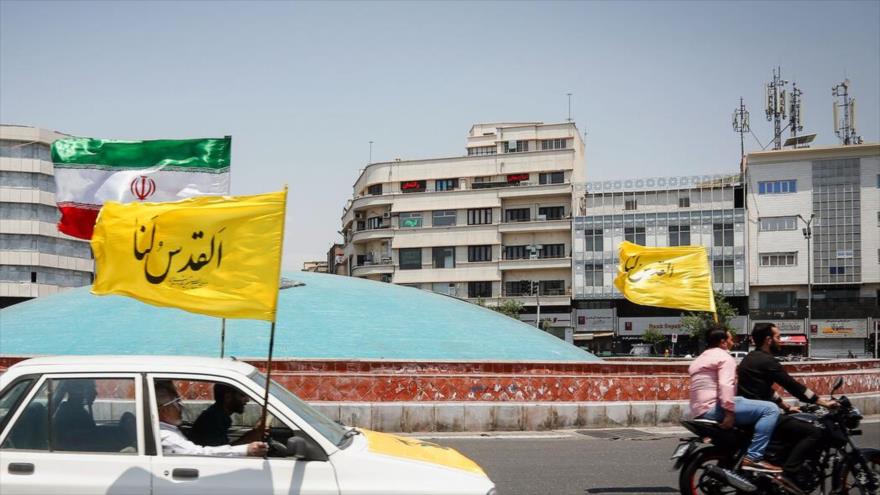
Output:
[
  {"xmin": 765, "ymin": 67, "xmax": 788, "ymax": 150},
  {"xmin": 732, "ymin": 97, "xmax": 749, "ymax": 172},
  {"xmin": 832, "ymin": 79, "xmax": 863, "ymax": 145},
  {"xmin": 788, "ymin": 82, "xmax": 803, "ymax": 142}
]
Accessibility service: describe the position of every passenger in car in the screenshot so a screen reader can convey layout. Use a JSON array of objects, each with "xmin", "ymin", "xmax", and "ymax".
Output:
[
  {"xmin": 190, "ymin": 383, "xmax": 264, "ymax": 447},
  {"xmin": 155, "ymin": 380, "xmax": 268, "ymax": 457},
  {"xmin": 53, "ymin": 379, "xmax": 98, "ymax": 451}
]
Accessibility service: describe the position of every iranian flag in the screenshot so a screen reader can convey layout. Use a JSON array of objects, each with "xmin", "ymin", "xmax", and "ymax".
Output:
[{"xmin": 52, "ymin": 136, "xmax": 231, "ymax": 239}]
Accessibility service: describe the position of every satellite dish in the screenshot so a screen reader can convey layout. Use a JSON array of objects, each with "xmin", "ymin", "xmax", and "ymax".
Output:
[{"xmin": 783, "ymin": 133, "xmax": 816, "ymax": 148}]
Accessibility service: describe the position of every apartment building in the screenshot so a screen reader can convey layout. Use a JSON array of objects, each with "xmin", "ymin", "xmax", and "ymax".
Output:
[
  {"xmin": 572, "ymin": 173, "xmax": 749, "ymax": 353},
  {"xmin": 747, "ymin": 143, "xmax": 880, "ymax": 358},
  {"xmin": 0, "ymin": 125, "xmax": 94, "ymax": 308},
  {"xmin": 340, "ymin": 122, "xmax": 585, "ymax": 326}
]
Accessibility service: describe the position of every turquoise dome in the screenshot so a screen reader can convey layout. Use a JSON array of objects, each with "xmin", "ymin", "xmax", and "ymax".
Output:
[{"xmin": 0, "ymin": 272, "xmax": 598, "ymax": 362}]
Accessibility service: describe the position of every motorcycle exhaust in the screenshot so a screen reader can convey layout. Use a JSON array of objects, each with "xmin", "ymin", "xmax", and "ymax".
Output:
[{"xmin": 705, "ymin": 465, "xmax": 757, "ymax": 492}]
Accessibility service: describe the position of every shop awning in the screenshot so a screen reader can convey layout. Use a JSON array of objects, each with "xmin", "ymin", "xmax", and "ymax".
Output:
[{"xmin": 780, "ymin": 335, "xmax": 807, "ymax": 346}]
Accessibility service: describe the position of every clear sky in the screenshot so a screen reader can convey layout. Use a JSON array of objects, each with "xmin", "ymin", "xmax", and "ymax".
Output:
[{"xmin": 2, "ymin": 1, "xmax": 878, "ymax": 270}]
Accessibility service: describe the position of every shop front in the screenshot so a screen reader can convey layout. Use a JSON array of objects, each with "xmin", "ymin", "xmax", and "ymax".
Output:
[
  {"xmin": 615, "ymin": 315, "xmax": 749, "ymax": 355},
  {"xmin": 752, "ymin": 319, "xmax": 808, "ymax": 357},
  {"xmin": 810, "ymin": 319, "xmax": 869, "ymax": 358}
]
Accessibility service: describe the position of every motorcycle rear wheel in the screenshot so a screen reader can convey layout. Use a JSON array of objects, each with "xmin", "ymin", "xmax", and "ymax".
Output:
[{"xmin": 679, "ymin": 446, "xmax": 739, "ymax": 495}]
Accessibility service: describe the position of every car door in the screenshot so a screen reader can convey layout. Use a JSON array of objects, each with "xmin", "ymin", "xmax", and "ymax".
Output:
[
  {"xmin": 0, "ymin": 373, "xmax": 151, "ymax": 495},
  {"xmin": 147, "ymin": 373, "xmax": 339, "ymax": 495}
]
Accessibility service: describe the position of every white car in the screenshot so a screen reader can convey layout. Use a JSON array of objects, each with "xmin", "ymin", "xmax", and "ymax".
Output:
[
  {"xmin": 730, "ymin": 351, "xmax": 748, "ymax": 361},
  {"xmin": 0, "ymin": 355, "xmax": 496, "ymax": 495}
]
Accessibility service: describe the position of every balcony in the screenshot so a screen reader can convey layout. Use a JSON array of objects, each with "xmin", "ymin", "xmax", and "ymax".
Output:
[
  {"xmin": 498, "ymin": 255, "xmax": 571, "ymax": 271},
  {"xmin": 351, "ymin": 223, "xmax": 392, "ymax": 243},
  {"xmin": 498, "ymin": 217, "xmax": 570, "ymax": 233}
]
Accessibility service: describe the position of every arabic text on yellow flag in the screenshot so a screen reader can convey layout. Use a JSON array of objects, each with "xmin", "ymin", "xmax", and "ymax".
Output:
[
  {"xmin": 613, "ymin": 241, "xmax": 716, "ymax": 313},
  {"xmin": 91, "ymin": 190, "xmax": 286, "ymax": 321}
]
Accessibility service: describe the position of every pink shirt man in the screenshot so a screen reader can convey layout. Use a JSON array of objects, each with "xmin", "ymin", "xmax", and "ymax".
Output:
[{"xmin": 688, "ymin": 346, "xmax": 736, "ymax": 418}]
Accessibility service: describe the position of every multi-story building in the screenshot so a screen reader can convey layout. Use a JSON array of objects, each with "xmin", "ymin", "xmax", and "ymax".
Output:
[
  {"xmin": 746, "ymin": 143, "xmax": 880, "ymax": 358},
  {"xmin": 326, "ymin": 243, "xmax": 346, "ymax": 275},
  {"xmin": 340, "ymin": 122, "xmax": 585, "ymax": 328},
  {"xmin": 302, "ymin": 260, "xmax": 329, "ymax": 273},
  {"xmin": 0, "ymin": 125, "xmax": 94, "ymax": 308},
  {"xmin": 572, "ymin": 173, "xmax": 749, "ymax": 353}
]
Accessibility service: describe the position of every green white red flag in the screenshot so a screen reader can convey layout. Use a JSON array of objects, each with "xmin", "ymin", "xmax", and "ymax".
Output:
[{"xmin": 51, "ymin": 137, "xmax": 231, "ymax": 239}]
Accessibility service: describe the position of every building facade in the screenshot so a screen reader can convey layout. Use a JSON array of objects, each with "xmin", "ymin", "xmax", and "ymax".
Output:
[
  {"xmin": 572, "ymin": 173, "xmax": 748, "ymax": 353},
  {"xmin": 746, "ymin": 143, "xmax": 880, "ymax": 358},
  {"xmin": 340, "ymin": 122, "xmax": 585, "ymax": 328},
  {"xmin": 326, "ymin": 243, "xmax": 346, "ymax": 275},
  {"xmin": 0, "ymin": 125, "xmax": 94, "ymax": 308}
]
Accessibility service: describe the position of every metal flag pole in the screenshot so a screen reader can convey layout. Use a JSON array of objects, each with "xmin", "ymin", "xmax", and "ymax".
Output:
[
  {"xmin": 259, "ymin": 320, "xmax": 277, "ymax": 435},
  {"xmin": 220, "ymin": 318, "xmax": 226, "ymax": 358}
]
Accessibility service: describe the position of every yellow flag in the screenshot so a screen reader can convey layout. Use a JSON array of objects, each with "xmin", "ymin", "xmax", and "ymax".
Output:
[
  {"xmin": 91, "ymin": 190, "xmax": 287, "ymax": 321},
  {"xmin": 613, "ymin": 241, "xmax": 716, "ymax": 313}
]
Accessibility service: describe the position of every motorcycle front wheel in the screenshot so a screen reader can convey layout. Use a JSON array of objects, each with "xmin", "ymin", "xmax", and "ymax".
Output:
[
  {"xmin": 837, "ymin": 450, "xmax": 880, "ymax": 495},
  {"xmin": 679, "ymin": 446, "xmax": 738, "ymax": 495}
]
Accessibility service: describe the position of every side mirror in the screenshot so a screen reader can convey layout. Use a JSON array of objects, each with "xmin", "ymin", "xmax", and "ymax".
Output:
[
  {"xmin": 830, "ymin": 377, "xmax": 844, "ymax": 395},
  {"xmin": 285, "ymin": 436, "xmax": 327, "ymax": 462}
]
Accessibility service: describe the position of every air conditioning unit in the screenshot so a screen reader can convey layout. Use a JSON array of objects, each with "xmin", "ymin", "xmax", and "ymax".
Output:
[
  {"xmin": 355, "ymin": 212, "xmax": 364, "ymax": 220},
  {"xmin": 537, "ymin": 214, "xmax": 547, "ymax": 221},
  {"xmin": 382, "ymin": 212, "xmax": 391, "ymax": 219}
]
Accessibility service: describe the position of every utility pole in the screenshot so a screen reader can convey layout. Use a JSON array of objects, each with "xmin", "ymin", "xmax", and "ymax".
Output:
[
  {"xmin": 566, "ymin": 93, "xmax": 572, "ymax": 122},
  {"xmin": 798, "ymin": 214, "xmax": 814, "ymax": 358},
  {"xmin": 369, "ymin": 141, "xmax": 373, "ymax": 164},
  {"xmin": 533, "ymin": 281, "xmax": 541, "ymax": 329}
]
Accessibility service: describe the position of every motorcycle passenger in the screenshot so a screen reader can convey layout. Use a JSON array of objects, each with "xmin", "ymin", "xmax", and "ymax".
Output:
[
  {"xmin": 688, "ymin": 325, "xmax": 783, "ymax": 473},
  {"xmin": 738, "ymin": 323, "xmax": 838, "ymax": 485}
]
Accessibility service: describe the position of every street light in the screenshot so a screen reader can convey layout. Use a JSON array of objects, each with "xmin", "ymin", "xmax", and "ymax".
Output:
[{"xmin": 796, "ymin": 214, "xmax": 815, "ymax": 358}]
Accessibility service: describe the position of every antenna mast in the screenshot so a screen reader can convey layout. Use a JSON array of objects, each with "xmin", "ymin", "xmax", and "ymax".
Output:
[
  {"xmin": 765, "ymin": 66, "xmax": 788, "ymax": 150},
  {"xmin": 732, "ymin": 97, "xmax": 750, "ymax": 172},
  {"xmin": 566, "ymin": 93, "xmax": 573, "ymax": 122},
  {"xmin": 788, "ymin": 82, "xmax": 804, "ymax": 145},
  {"xmin": 832, "ymin": 79, "xmax": 862, "ymax": 145}
]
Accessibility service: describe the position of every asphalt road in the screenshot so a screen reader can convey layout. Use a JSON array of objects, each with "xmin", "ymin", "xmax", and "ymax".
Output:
[{"xmin": 423, "ymin": 422, "xmax": 880, "ymax": 495}]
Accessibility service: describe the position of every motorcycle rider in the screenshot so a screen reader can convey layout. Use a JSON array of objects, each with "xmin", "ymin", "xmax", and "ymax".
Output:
[
  {"xmin": 689, "ymin": 325, "xmax": 782, "ymax": 472},
  {"xmin": 738, "ymin": 322, "xmax": 839, "ymax": 485}
]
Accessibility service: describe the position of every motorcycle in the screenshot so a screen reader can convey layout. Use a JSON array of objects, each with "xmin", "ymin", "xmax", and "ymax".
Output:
[{"xmin": 671, "ymin": 377, "xmax": 880, "ymax": 494}]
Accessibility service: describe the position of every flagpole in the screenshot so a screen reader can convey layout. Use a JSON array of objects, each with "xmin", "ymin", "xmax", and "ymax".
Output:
[
  {"xmin": 220, "ymin": 318, "xmax": 226, "ymax": 358},
  {"xmin": 259, "ymin": 186, "xmax": 288, "ymax": 446}
]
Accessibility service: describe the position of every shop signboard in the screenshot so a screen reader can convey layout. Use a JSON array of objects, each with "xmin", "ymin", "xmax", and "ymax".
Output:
[
  {"xmin": 810, "ymin": 319, "xmax": 868, "ymax": 339},
  {"xmin": 617, "ymin": 316, "xmax": 748, "ymax": 336},
  {"xmin": 575, "ymin": 308, "xmax": 615, "ymax": 332},
  {"xmin": 751, "ymin": 319, "xmax": 805, "ymax": 335}
]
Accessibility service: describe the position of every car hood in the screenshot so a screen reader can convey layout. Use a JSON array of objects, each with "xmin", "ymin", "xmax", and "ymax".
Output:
[{"xmin": 360, "ymin": 429, "xmax": 486, "ymax": 476}]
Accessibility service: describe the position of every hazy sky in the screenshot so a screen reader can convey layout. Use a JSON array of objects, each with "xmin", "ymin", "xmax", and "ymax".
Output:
[{"xmin": 2, "ymin": 1, "xmax": 878, "ymax": 270}]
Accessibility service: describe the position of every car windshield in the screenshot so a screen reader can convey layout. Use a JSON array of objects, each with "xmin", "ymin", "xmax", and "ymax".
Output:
[{"xmin": 249, "ymin": 370, "xmax": 347, "ymax": 446}]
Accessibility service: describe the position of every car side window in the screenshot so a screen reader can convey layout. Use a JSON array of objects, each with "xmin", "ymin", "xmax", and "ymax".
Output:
[
  {"xmin": 1, "ymin": 377, "xmax": 138, "ymax": 454},
  {"xmin": 0, "ymin": 379, "xmax": 34, "ymax": 432}
]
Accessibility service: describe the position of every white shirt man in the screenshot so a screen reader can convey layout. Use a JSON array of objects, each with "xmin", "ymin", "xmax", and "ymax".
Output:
[{"xmin": 155, "ymin": 381, "xmax": 267, "ymax": 457}]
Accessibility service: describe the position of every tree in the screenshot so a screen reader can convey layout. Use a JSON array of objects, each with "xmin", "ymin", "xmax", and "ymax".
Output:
[
  {"xmin": 491, "ymin": 299, "xmax": 524, "ymax": 320},
  {"xmin": 642, "ymin": 327, "xmax": 666, "ymax": 355},
  {"xmin": 680, "ymin": 291, "xmax": 738, "ymax": 352}
]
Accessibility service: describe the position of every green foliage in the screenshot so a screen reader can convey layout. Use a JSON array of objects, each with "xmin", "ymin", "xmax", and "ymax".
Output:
[
  {"xmin": 681, "ymin": 291, "xmax": 738, "ymax": 343},
  {"xmin": 491, "ymin": 299, "xmax": 524, "ymax": 320},
  {"xmin": 642, "ymin": 327, "xmax": 667, "ymax": 354}
]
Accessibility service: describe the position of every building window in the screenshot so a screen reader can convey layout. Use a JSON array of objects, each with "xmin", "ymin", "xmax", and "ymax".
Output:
[
  {"xmin": 467, "ymin": 208, "xmax": 492, "ymax": 225},
  {"xmin": 467, "ymin": 146, "xmax": 496, "ymax": 156},
  {"xmin": 468, "ymin": 281, "xmax": 492, "ymax": 298},
  {"xmin": 504, "ymin": 281, "xmax": 530, "ymax": 296},
  {"xmin": 758, "ymin": 179, "xmax": 797, "ymax": 194},
  {"xmin": 540, "ymin": 138, "xmax": 568, "ymax": 150},
  {"xmin": 399, "ymin": 248, "xmax": 422, "ymax": 270},
  {"xmin": 399, "ymin": 212, "xmax": 422, "ymax": 228},
  {"xmin": 624, "ymin": 227, "xmax": 646, "ymax": 245},
  {"xmin": 504, "ymin": 245, "xmax": 527, "ymax": 260},
  {"xmin": 678, "ymin": 196, "xmax": 690, "ymax": 208},
  {"xmin": 366, "ymin": 216, "xmax": 383, "ymax": 230},
  {"xmin": 713, "ymin": 259, "xmax": 734, "ymax": 284},
  {"xmin": 540, "ymin": 244, "xmax": 565, "ymax": 258},
  {"xmin": 585, "ymin": 229, "xmax": 604, "ymax": 251},
  {"xmin": 624, "ymin": 199, "xmax": 637, "ymax": 211},
  {"xmin": 584, "ymin": 264, "xmax": 603, "ymax": 286},
  {"xmin": 713, "ymin": 223, "xmax": 734, "ymax": 247},
  {"xmin": 759, "ymin": 216, "xmax": 797, "ymax": 231},
  {"xmin": 31, "ymin": 271, "xmax": 37, "ymax": 283},
  {"xmin": 468, "ymin": 245, "xmax": 492, "ymax": 262},
  {"xmin": 760, "ymin": 252, "xmax": 797, "ymax": 266},
  {"xmin": 432, "ymin": 210, "xmax": 457, "ymax": 227},
  {"xmin": 504, "ymin": 208, "xmax": 530, "ymax": 222},
  {"xmin": 540, "ymin": 280, "xmax": 565, "ymax": 296},
  {"xmin": 668, "ymin": 225, "xmax": 691, "ymax": 246},
  {"xmin": 432, "ymin": 246, "xmax": 455, "ymax": 268},
  {"xmin": 502, "ymin": 140, "xmax": 529, "ymax": 153},
  {"xmin": 366, "ymin": 184, "xmax": 383, "ymax": 195},
  {"xmin": 431, "ymin": 282, "xmax": 457, "ymax": 296},
  {"xmin": 400, "ymin": 180, "xmax": 426, "ymax": 193},
  {"xmin": 759, "ymin": 291, "xmax": 797, "ymax": 311},
  {"xmin": 435, "ymin": 178, "xmax": 458, "ymax": 191},
  {"xmin": 830, "ymin": 266, "xmax": 846, "ymax": 275},
  {"xmin": 538, "ymin": 206, "xmax": 564, "ymax": 220},
  {"xmin": 539, "ymin": 172, "xmax": 564, "ymax": 184}
]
